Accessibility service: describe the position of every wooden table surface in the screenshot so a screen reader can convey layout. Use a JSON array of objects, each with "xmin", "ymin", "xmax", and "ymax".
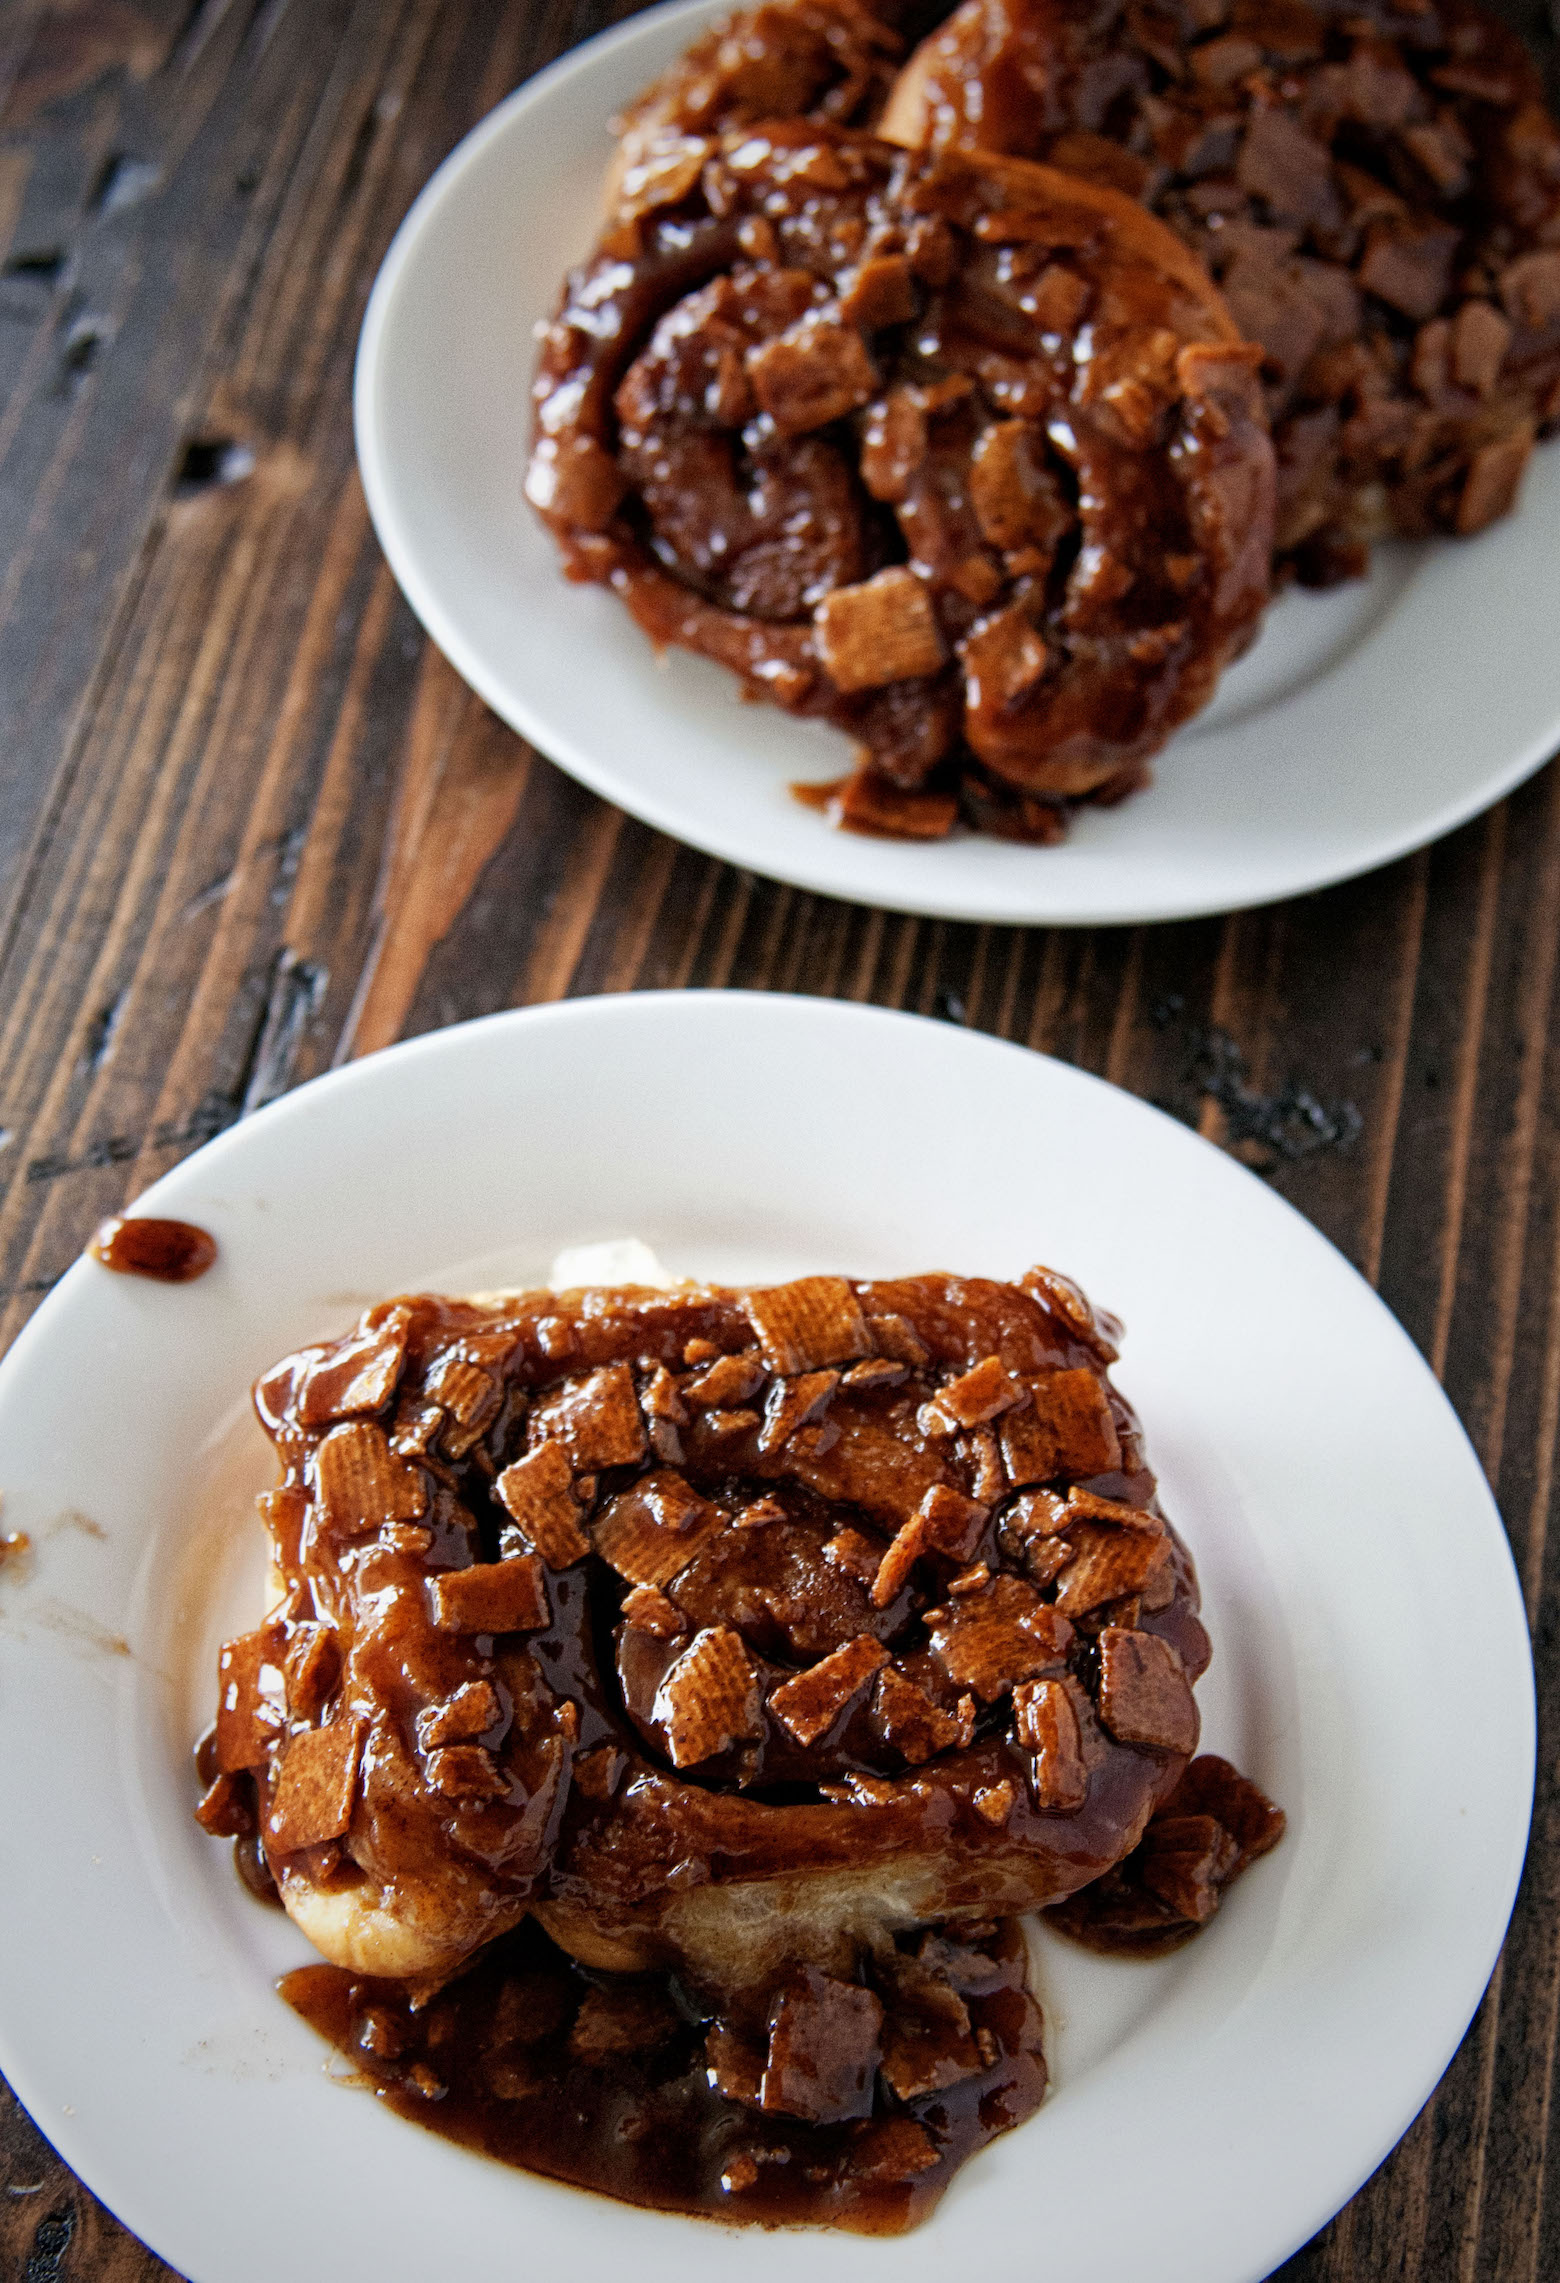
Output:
[{"xmin": 2, "ymin": 0, "xmax": 1559, "ymax": 2275}]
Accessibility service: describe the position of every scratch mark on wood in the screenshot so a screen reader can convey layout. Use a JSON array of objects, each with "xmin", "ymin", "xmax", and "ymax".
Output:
[
  {"xmin": 91, "ymin": 152, "xmax": 162, "ymax": 216},
  {"xmin": 56, "ymin": 310, "xmax": 107, "ymax": 392},
  {"xmin": 3, "ymin": 246, "xmax": 67, "ymax": 289},
  {"xmin": 24, "ymin": 1095, "xmax": 238, "ymax": 1183},
  {"xmin": 79, "ymin": 992, "xmax": 124, "ymax": 1073},
  {"xmin": 21, "ymin": 2202, "xmax": 75, "ymax": 2283},
  {"xmin": 174, "ymin": 435, "xmax": 255, "ymax": 493},
  {"xmin": 240, "ymin": 947, "xmax": 326, "ymax": 1113}
]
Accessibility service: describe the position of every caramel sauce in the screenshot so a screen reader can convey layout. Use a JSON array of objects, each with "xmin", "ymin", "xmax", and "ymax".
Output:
[
  {"xmin": 90, "ymin": 1214, "xmax": 218, "ymax": 1283},
  {"xmin": 0, "ymin": 1530, "xmax": 31, "ymax": 1569},
  {"xmin": 790, "ymin": 777, "xmax": 846, "ymax": 814},
  {"xmin": 282, "ymin": 1916, "xmax": 1045, "ymax": 2234}
]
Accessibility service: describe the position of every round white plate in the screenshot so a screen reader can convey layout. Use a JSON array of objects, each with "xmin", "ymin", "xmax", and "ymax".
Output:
[
  {"xmin": 0, "ymin": 992, "xmax": 1533, "ymax": 2283},
  {"xmin": 353, "ymin": 0, "xmax": 1560, "ymax": 928}
]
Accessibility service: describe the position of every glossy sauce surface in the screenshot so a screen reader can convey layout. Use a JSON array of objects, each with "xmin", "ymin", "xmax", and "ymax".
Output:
[
  {"xmin": 282, "ymin": 1914, "xmax": 1045, "ymax": 2233},
  {"xmin": 89, "ymin": 1214, "xmax": 218, "ymax": 1283}
]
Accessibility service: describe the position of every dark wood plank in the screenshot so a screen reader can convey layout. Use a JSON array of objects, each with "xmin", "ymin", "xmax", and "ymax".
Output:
[{"xmin": 2, "ymin": 0, "xmax": 1559, "ymax": 2276}]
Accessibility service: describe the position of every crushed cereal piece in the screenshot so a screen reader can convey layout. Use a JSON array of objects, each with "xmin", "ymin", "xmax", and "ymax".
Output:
[
  {"xmin": 430, "ymin": 1554, "xmax": 549, "ymax": 1635},
  {"xmin": 770, "ymin": 1635, "xmax": 889, "ymax": 1746},
  {"xmin": 266, "ymin": 1715, "xmax": 367, "ymax": 1853},
  {"xmin": 495, "ymin": 1440, "xmax": 590, "ymax": 1568},
  {"xmin": 652, "ymin": 1626, "xmax": 764, "ymax": 1766},
  {"xmin": 1012, "ymin": 1676, "xmax": 1088, "ymax": 1810},
  {"xmin": 1097, "ymin": 1626, "xmax": 1197, "ymax": 1753},
  {"xmin": 314, "ymin": 1421, "xmax": 427, "ymax": 1536},
  {"xmin": 530, "ymin": 1361, "xmax": 647, "ymax": 1471},
  {"xmin": 744, "ymin": 1277, "xmax": 872, "ymax": 1374}
]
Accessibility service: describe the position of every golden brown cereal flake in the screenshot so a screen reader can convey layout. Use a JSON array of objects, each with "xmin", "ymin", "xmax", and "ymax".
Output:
[
  {"xmin": 866, "ymin": 1311, "xmax": 929, "ymax": 1366},
  {"xmin": 642, "ymin": 1363, "xmax": 689, "ymax": 1421},
  {"xmin": 1064, "ymin": 1486, "xmax": 1162, "ymax": 1532},
  {"xmin": 621, "ymin": 1582, "xmax": 689, "ymax": 1638},
  {"xmin": 870, "ymin": 1513, "xmax": 926, "ymax": 1608},
  {"xmin": 917, "ymin": 1481, "xmax": 988, "ymax": 1560},
  {"xmin": 848, "ymin": 2118, "xmax": 939, "ymax": 2183},
  {"xmin": 734, "ymin": 1496, "xmax": 788, "ymax": 1530},
  {"xmin": 760, "ymin": 1969, "xmax": 883, "ymax": 2123},
  {"xmin": 999, "ymin": 1368, "xmax": 1121, "ymax": 1485},
  {"xmin": 283, "ymin": 1624, "xmax": 339, "ymax": 1724},
  {"xmin": 1020, "ymin": 1264, "xmax": 1121, "ymax": 1359},
  {"xmin": 215, "ymin": 1627, "xmax": 284, "ymax": 1772},
  {"xmin": 872, "ymin": 1667, "xmax": 963, "ymax": 1764},
  {"xmin": 266, "ymin": 1714, "xmax": 367, "ymax": 1853},
  {"xmin": 495, "ymin": 1440, "xmax": 590, "ymax": 1568},
  {"xmin": 424, "ymin": 1353, "xmax": 502, "ymax": 1456},
  {"xmin": 814, "ymin": 566, "xmax": 947, "ymax": 694},
  {"xmin": 682, "ymin": 1351, "xmax": 767, "ymax": 1409},
  {"xmin": 744, "ymin": 1276, "xmax": 871, "ymax": 1374},
  {"xmin": 652, "ymin": 1626, "xmax": 764, "ymax": 1768},
  {"xmin": 757, "ymin": 1369, "xmax": 840, "ymax": 1454},
  {"xmin": 842, "ymin": 1357, "xmax": 909, "ymax": 1391},
  {"xmin": 926, "ymin": 1575, "xmax": 1072, "ymax": 1702},
  {"xmin": 313, "ymin": 1420, "xmax": 427, "ymax": 1537},
  {"xmin": 430, "ymin": 1554, "xmax": 549, "ymax": 1636},
  {"xmin": 747, "ymin": 311, "xmax": 876, "ymax": 438},
  {"xmin": 973, "ymin": 1778, "xmax": 1017, "ymax": 1826},
  {"xmin": 425, "ymin": 1744, "xmax": 509, "ymax": 1799},
  {"xmin": 418, "ymin": 1679, "xmax": 502, "ymax": 1749},
  {"xmin": 770, "ymin": 1635, "xmax": 890, "ymax": 1746},
  {"xmin": 1012, "ymin": 1676, "xmax": 1089, "ymax": 1811},
  {"xmin": 593, "ymin": 1470, "xmax": 726, "ymax": 1588},
  {"xmin": 824, "ymin": 1527, "xmax": 882, "ymax": 1584},
  {"xmin": 299, "ymin": 1305, "xmax": 412, "ymax": 1427},
  {"xmin": 936, "ymin": 1354, "xmax": 1027, "ymax": 1428},
  {"xmin": 530, "ymin": 1361, "xmax": 647, "ymax": 1472},
  {"xmin": 1053, "ymin": 1521, "xmax": 1169, "ymax": 1619},
  {"xmin": 1097, "ymin": 1626, "xmax": 1197, "ymax": 1753}
]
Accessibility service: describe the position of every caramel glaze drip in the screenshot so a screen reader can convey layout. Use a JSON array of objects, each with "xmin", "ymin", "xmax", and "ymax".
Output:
[
  {"xmin": 89, "ymin": 1214, "xmax": 218, "ymax": 1283},
  {"xmin": 197, "ymin": 1267, "xmax": 1281, "ymax": 2229},
  {"xmin": 281, "ymin": 1916, "xmax": 1043, "ymax": 2233}
]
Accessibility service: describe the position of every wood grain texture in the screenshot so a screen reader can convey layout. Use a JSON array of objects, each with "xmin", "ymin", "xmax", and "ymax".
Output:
[{"xmin": 1, "ymin": 0, "xmax": 1559, "ymax": 2275}]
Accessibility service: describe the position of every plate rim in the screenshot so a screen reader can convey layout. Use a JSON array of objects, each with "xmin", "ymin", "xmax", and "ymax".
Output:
[
  {"xmin": 352, "ymin": 0, "xmax": 1560, "ymax": 929},
  {"xmin": 0, "ymin": 990, "xmax": 1537, "ymax": 2283}
]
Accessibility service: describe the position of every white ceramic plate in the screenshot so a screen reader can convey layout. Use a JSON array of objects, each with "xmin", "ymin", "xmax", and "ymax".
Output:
[
  {"xmin": 353, "ymin": 0, "xmax": 1560, "ymax": 928},
  {"xmin": 0, "ymin": 992, "xmax": 1534, "ymax": 2282}
]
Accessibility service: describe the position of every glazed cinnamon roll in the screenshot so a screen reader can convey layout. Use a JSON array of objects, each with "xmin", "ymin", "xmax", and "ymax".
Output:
[
  {"xmin": 879, "ymin": 0, "xmax": 1560, "ymax": 580},
  {"xmin": 529, "ymin": 122, "xmax": 1273, "ymax": 838},
  {"xmin": 606, "ymin": 0, "xmax": 906, "ymax": 224},
  {"xmin": 198, "ymin": 1265, "xmax": 1281, "ymax": 2226}
]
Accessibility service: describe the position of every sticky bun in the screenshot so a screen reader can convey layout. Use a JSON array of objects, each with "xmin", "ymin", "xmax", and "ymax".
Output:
[
  {"xmin": 199, "ymin": 1264, "xmax": 1282, "ymax": 2228},
  {"xmin": 605, "ymin": 0, "xmax": 906, "ymax": 221},
  {"xmin": 527, "ymin": 122, "xmax": 1274, "ymax": 840},
  {"xmin": 878, "ymin": 0, "xmax": 1560, "ymax": 580}
]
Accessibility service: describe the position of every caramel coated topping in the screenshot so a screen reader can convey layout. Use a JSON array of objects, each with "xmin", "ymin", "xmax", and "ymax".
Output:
[{"xmin": 199, "ymin": 1264, "xmax": 1269, "ymax": 2232}]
